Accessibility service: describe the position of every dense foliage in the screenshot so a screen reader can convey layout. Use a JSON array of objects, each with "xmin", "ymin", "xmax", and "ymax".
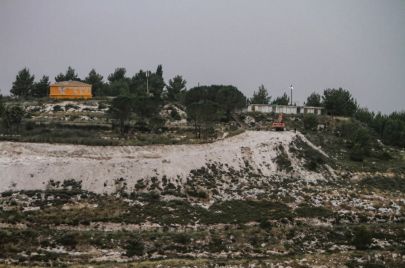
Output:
[
  {"xmin": 184, "ymin": 85, "xmax": 246, "ymax": 138},
  {"xmin": 305, "ymin": 92, "xmax": 321, "ymax": 107},
  {"xmin": 10, "ymin": 68, "xmax": 35, "ymax": 97},
  {"xmin": 354, "ymin": 108, "xmax": 405, "ymax": 148},
  {"xmin": 5, "ymin": 66, "xmax": 404, "ymax": 148},
  {"xmin": 31, "ymin": 75, "xmax": 50, "ymax": 98},
  {"xmin": 0, "ymin": 95, "xmax": 5, "ymax": 117},
  {"xmin": 84, "ymin": 69, "xmax": 104, "ymax": 96},
  {"xmin": 250, "ymin": 85, "xmax": 270, "ymax": 104},
  {"xmin": 322, "ymin": 88, "xmax": 357, "ymax": 116},
  {"xmin": 272, "ymin": 93, "xmax": 290, "ymax": 105},
  {"xmin": 55, "ymin": 66, "xmax": 80, "ymax": 82},
  {"xmin": 1, "ymin": 105, "xmax": 24, "ymax": 132},
  {"xmin": 109, "ymin": 95, "xmax": 162, "ymax": 135},
  {"xmin": 166, "ymin": 75, "xmax": 186, "ymax": 102}
]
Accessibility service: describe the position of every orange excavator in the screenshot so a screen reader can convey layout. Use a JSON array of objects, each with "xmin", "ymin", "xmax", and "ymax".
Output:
[{"xmin": 272, "ymin": 113, "xmax": 285, "ymax": 131}]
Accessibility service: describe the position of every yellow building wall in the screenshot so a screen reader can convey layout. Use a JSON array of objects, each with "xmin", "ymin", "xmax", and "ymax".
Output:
[{"xmin": 49, "ymin": 86, "xmax": 92, "ymax": 99}]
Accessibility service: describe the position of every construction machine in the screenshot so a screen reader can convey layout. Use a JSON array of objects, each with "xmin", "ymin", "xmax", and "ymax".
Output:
[{"xmin": 272, "ymin": 113, "xmax": 285, "ymax": 131}]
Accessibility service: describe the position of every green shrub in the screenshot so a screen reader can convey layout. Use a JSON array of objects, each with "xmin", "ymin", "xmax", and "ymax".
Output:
[
  {"xmin": 259, "ymin": 218, "xmax": 273, "ymax": 230},
  {"xmin": 53, "ymin": 105, "xmax": 63, "ymax": 112},
  {"xmin": 0, "ymin": 98, "xmax": 5, "ymax": 117},
  {"xmin": 24, "ymin": 121, "xmax": 36, "ymax": 131},
  {"xmin": 202, "ymin": 200, "xmax": 292, "ymax": 224},
  {"xmin": 133, "ymin": 191, "xmax": 160, "ymax": 202},
  {"xmin": 295, "ymin": 205, "xmax": 333, "ymax": 218},
  {"xmin": 303, "ymin": 114, "xmax": 318, "ymax": 130},
  {"xmin": 98, "ymin": 102, "xmax": 107, "ymax": 110},
  {"xmin": 57, "ymin": 233, "xmax": 77, "ymax": 248},
  {"xmin": 173, "ymin": 233, "xmax": 191, "ymax": 245},
  {"xmin": 375, "ymin": 151, "xmax": 392, "ymax": 160},
  {"xmin": 349, "ymin": 144, "xmax": 366, "ymax": 162},
  {"xmin": 186, "ymin": 187, "xmax": 208, "ymax": 199},
  {"xmin": 2, "ymin": 105, "xmax": 24, "ymax": 131},
  {"xmin": 352, "ymin": 226, "xmax": 372, "ymax": 250},
  {"xmin": 64, "ymin": 104, "xmax": 79, "ymax": 110},
  {"xmin": 61, "ymin": 179, "xmax": 82, "ymax": 190},
  {"xmin": 170, "ymin": 109, "xmax": 181, "ymax": 120},
  {"xmin": 359, "ymin": 176, "xmax": 405, "ymax": 193},
  {"xmin": 126, "ymin": 235, "xmax": 144, "ymax": 257}
]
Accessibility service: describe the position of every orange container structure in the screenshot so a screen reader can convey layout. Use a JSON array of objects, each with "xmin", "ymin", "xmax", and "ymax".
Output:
[{"xmin": 49, "ymin": 81, "xmax": 92, "ymax": 99}]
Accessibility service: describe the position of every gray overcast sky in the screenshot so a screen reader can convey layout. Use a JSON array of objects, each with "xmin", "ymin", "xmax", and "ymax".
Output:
[{"xmin": 0, "ymin": 0, "xmax": 404, "ymax": 113}]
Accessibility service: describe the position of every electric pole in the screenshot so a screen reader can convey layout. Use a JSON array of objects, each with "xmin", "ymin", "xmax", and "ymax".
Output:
[{"xmin": 290, "ymin": 85, "xmax": 294, "ymax": 106}]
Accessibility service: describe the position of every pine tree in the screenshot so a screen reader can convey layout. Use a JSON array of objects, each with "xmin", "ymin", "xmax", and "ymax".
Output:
[
  {"xmin": 167, "ymin": 75, "xmax": 186, "ymax": 101},
  {"xmin": 0, "ymin": 95, "xmax": 5, "ymax": 117},
  {"xmin": 10, "ymin": 68, "xmax": 35, "ymax": 97},
  {"xmin": 107, "ymin": 68, "xmax": 127, "ymax": 83},
  {"xmin": 322, "ymin": 88, "xmax": 357, "ymax": 116},
  {"xmin": 32, "ymin": 75, "xmax": 50, "ymax": 98},
  {"xmin": 306, "ymin": 92, "xmax": 322, "ymax": 106},
  {"xmin": 55, "ymin": 66, "xmax": 80, "ymax": 82},
  {"xmin": 85, "ymin": 69, "xmax": 104, "ymax": 96},
  {"xmin": 149, "ymin": 65, "xmax": 165, "ymax": 99},
  {"xmin": 250, "ymin": 85, "xmax": 270, "ymax": 104},
  {"xmin": 272, "ymin": 93, "xmax": 290, "ymax": 105},
  {"xmin": 156, "ymin": 65, "xmax": 163, "ymax": 78}
]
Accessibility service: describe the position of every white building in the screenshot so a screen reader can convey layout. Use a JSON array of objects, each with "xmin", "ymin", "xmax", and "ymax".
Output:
[{"xmin": 247, "ymin": 104, "xmax": 324, "ymax": 115}]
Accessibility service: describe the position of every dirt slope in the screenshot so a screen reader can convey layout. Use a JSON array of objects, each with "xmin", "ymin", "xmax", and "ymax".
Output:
[{"xmin": 0, "ymin": 131, "xmax": 331, "ymax": 194}]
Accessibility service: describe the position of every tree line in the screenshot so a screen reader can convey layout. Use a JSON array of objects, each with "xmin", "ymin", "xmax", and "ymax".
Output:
[
  {"xmin": 4, "ymin": 67, "xmax": 404, "ymax": 147},
  {"xmin": 4, "ymin": 66, "xmax": 247, "ymax": 138},
  {"xmin": 109, "ymin": 84, "xmax": 246, "ymax": 137},
  {"xmin": 9, "ymin": 66, "xmax": 185, "ymax": 100},
  {"xmin": 251, "ymin": 85, "xmax": 358, "ymax": 117},
  {"xmin": 7, "ymin": 66, "xmax": 359, "ymax": 119}
]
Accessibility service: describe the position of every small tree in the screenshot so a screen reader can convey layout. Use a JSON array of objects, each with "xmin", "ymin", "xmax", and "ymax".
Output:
[
  {"xmin": 108, "ymin": 67, "xmax": 127, "ymax": 83},
  {"xmin": 167, "ymin": 75, "xmax": 187, "ymax": 101},
  {"xmin": 2, "ymin": 105, "xmax": 25, "ymax": 132},
  {"xmin": 10, "ymin": 68, "xmax": 35, "ymax": 97},
  {"xmin": 109, "ymin": 95, "xmax": 133, "ymax": 134},
  {"xmin": 187, "ymin": 100, "xmax": 219, "ymax": 139},
  {"xmin": 354, "ymin": 107, "xmax": 375, "ymax": 125},
  {"xmin": 0, "ymin": 95, "xmax": 5, "ymax": 117},
  {"xmin": 305, "ymin": 92, "xmax": 321, "ymax": 106},
  {"xmin": 250, "ymin": 85, "xmax": 270, "ymax": 104},
  {"xmin": 107, "ymin": 80, "xmax": 130, "ymax": 96},
  {"xmin": 126, "ymin": 235, "xmax": 144, "ymax": 257},
  {"xmin": 85, "ymin": 69, "xmax": 104, "ymax": 96},
  {"xmin": 352, "ymin": 226, "xmax": 372, "ymax": 250},
  {"xmin": 272, "ymin": 93, "xmax": 290, "ymax": 105},
  {"xmin": 322, "ymin": 88, "xmax": 357, "ymax": 116},
  {"xmin": 303, "ymin": 114, "xmax": 318, "ymax": 130},
  {"xmin": 32, "ymin": 75, "xmax": 50, "ymax": 98},
  {"xmin": 132, "ymin": 96, "xmax": 162, "ymax": 121},
  {"xmin": 148, "ymin": 74, "xmax": 165, "ymax": 99},
  {"xmin": 382, "ymin": 119, "xmax": 405, "ymax": 148},
  {"xmin": 339, "ymin": 122, "xmax": 372, "ymax": 161},
  {"xmin": 55, "ymin": 66, "xmax": 80, "ymax": 82},
  {"xmin": 148, "ymin": 65, "xmax": 165, "ymax": 99},
  {"xmin": 215, "ymin": 85, "xmax": 246, "ymax": 119}
]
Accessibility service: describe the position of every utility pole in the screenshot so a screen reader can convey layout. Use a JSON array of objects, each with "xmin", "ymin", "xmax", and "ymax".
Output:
[{"xmin": 290, "ymin": 85, "xmax": 294, "ymax": 106}]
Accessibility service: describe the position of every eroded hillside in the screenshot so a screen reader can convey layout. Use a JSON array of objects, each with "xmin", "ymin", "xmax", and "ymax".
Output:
[
  {"xmin": 0, "ymin": 131, "xmax": 404, "ymax": 267},
  {"xmin": 0, "ymin": 131, "xmax": 333, "ymax": 195}
]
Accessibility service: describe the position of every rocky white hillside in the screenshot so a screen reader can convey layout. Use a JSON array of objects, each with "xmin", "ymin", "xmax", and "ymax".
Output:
[
  {"xmin": 0, "ymin": 131, "xmax": 404, "ymax": 267},
  {"xmin": 0, "ymin": 131, "xmax": 332, "ymax": 196}
]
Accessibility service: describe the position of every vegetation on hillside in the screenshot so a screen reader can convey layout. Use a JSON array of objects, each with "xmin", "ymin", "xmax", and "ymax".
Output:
[{"xmin": 1, "ymin": 66, "xmax": 404, "ymax": 151}]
